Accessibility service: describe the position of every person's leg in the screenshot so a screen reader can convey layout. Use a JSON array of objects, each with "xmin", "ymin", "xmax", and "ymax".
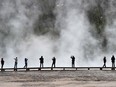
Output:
[
  {"xmin": 51, "ymin": 63, "xmax": 53, "ymax": 67},
  {"xmin": 1, "ymin": 64, "xmax": 3, "ymax": 69},
  {"xmin": 25, "ymin": 64, "xmax": 26, "ymax": 68},
  {"xmin": 112, "ymin": 63, "xmax": 114, "ymax": 70},
  {"xmin": 2, "ymin": 64, "xmax": 3, "ymax": 68},
  {"xmin": 16, "ymin": 63, "xmax": 17, "ymax": 71},
  {"xmin": 24, "ymin": 64, "xmax": 25, "ymax": 68},
  {"xmin": 41, "ymin": 63, "xmax": 42, "ymax": 67},
  {"xmin": 14, "ymin": 63, "xmax": 17, "ymax": 71},
  {"xmin": 16, "ymin": 63, "xmax": 17, "ymax": 69},
  {"xmin": 14, "ymin": 63, "xmax": 16, "ymax": 71},
  {"xmin": 113, "ymin": 63, "xmax": 114, "ymax": 67},
  {"xmin": 26, "ymin": 63, "xmax": 27, "ymax": 68},
  {"xmin": 40, "ymin": 63, "xmax": 41, "ymax": 68},
  {"xmin": 105, "ymin": 63, "xmax": 106, "ymax": 67},
  {"xmin": 14, "ymin": 63, "xmax": 16, "ymax": 68},
  {"xmin": 103, "ymin": 63, "xmax": 106, "ymax": 67},
  {"xmin": 114, "ymin": 63, "xmax": 115, "ymax": 70}
]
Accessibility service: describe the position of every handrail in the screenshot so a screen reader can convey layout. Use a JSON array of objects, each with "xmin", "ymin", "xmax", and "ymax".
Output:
[{"xmin": 0, "ymin": 67, "xmax": 115, "ymax": 71}]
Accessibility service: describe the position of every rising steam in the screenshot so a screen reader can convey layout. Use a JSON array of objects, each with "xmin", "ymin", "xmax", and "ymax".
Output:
[{"xmin": 0, "ymin": 0, "xmax": 115, "ymax": 67}]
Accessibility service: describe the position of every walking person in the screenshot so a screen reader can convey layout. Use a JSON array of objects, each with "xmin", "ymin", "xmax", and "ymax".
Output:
[
  {"xmin": 39, "ymin": 56, "xmax": 44, "ymax": 68},
  {"xmin": 51, "ymin": 57, "xmax": 56, "ymax": 68},
  {"xmin": 24, "ymin": 58, "xmax": 28, "ymax": 68},
  {"xmin": 111, "ymin": 55, "xmax": 115, "ymax": 70},
  {"xmin": 71, "ymin": 56, "xmax": 75, "ymax": 67},
  {"xmin": 14, "ymin": 57, "xmax": 18, "ymax": 71},
  {"xmin": 103, "ymin": 56, "xmax": 106, "ymax": 68},
  {"xmin": 1, "ymin": 58, "xmax": 4, "ymax": 69}
]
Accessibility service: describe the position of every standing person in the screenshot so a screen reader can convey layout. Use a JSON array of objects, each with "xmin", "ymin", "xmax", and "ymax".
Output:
[
  {"xmin": 103, "ymin": 56, "xmax": 106, "ymax": 68},
  {"xmin": 1, "ymin": 58, "xmax": 4, "ymax": 69},
  {"xmin": 111, "ymin": 55, "xmax": 115, "ymax": 69},
  {"xmin": 14, "ymin": 57, "xmax": 18, "ymax": 71},
  {"xmin": 24, "ymin": 58, "xmax": 28, "ymax": 68},
  {"xmin": 51, "ymin": 57, "xmax": 56, "ymax": 68},
  {"xmin": 39, "ymin": 56, "xmax": 44, "ymax": 68},
  {"xmin": 71, "ymin": 56, "xmax": 75, "ymax": 67}
]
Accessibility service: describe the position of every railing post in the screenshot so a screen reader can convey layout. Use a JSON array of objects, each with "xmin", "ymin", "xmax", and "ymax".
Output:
[
  {"xmin": 111, "ymin": 68, "xmax": 115, "ymax": 70},
  {"xmin": 26, "ymin": 68, "xmax": 29, "ymax": 71},
  {"xmin": 38, "ymin": 68, "xmax": 41, "ymax": 70},
  {"xmin": 51, "ymin": 68, "xmax": 53, "ymax": 70},
  {"xmin": 1, "ymin": 69, "xmax": 5, "ymax": 71},
  {"xmin": 100, "ymin": 68, "xmax": 102, "ymax": 70},
  {"xmin": 76, "ymin": 68, "xmax": 77, "ymax": 70},
  {"xmin": 14, "ymin": 68, "xmax": 17, "ymax": 71}
]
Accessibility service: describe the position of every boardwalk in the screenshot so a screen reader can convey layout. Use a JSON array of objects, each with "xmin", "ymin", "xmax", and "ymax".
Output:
[{"xmin": 0, "ymin": 67, "xmax": 115, "ymax": 71}]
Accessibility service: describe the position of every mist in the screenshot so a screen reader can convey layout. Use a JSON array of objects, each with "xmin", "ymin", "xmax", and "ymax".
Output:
[{"xmin": 0, "ymin": 0, "xmax": 116, "ymax": 67}]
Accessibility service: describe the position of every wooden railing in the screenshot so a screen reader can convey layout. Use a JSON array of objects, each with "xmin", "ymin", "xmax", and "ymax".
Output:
[{"xmin": 0, "ymin": 67, "xmax": 115, "ymax": 72}]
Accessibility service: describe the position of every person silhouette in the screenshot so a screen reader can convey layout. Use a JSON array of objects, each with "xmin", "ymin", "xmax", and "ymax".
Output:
[
  {"xmin": 71, "ymin": 56, "xmax": 75, "ymax": 67},
  {"xmin": 24, "ymin": 58, "xmax": 28, "ymax": 68},
  {"xmin": 103, "ymin": 56, "xmax": 106, "ymax": 68},
  {"xmin": 39, "ymin": 56, "xmax": 44, "ymax": 68},
  {"xmin": 14, "ymin": 57, "xmax": 18, "ymax": 71},
  {"xmin": 1, "ymin": 58, "xmax": 4, "ymax": 69},
  {"xmin": 51, "ymin": 57, "xmax": 56, "ymax": 68},
  {"xmin": 111, "ymin": 55, "xmax": 115, "ymax": 69}
]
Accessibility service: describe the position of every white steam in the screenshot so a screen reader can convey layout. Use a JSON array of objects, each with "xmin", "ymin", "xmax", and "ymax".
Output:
[{"xmin": 0, "ymin": 0, "xmax": 115, "ymax": 67}]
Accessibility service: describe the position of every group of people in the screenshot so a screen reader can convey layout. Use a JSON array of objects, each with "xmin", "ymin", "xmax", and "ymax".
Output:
[
  {"xmin": 39, "ymin": 56, "xmax": 75, "ymax": 68},
  {"xmin": 0, "ymin": 56, "xmax": 75, "ymax": 70},
  {"xmin": 103, "ymin": 55, "xmax": 115, "ymax": 69},
  {"xmin": 1, "ymin": 57, "xmax": 28, "ymax": 71},
  {"xmin": 14, "ymin": 57, "xmax": 28, "ymax": 71},
  {"xmin": 1, "ymin": 55, "xmax": 115, "ymax": 70}
]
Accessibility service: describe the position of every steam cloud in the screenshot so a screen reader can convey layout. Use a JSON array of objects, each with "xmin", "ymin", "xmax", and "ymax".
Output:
[{"xmin": 0, "ymin": 0, "xmax": 115, "ymax": 67}]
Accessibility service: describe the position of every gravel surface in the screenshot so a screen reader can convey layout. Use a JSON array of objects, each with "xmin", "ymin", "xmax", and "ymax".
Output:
[{"xmin": 0, "ymin": 70, "xmax": 116, "ymax": 87}]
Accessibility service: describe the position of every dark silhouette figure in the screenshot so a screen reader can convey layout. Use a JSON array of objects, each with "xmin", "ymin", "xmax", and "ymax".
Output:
[
  {"xmin": 39, "ymin": 56, "xmax": 44, "ymax": 68},
  {"xmin": 111, "ymin": 55, "xmax": 115, "ymax": 70},
  {"xmin": 24, "ymin": 58, "xmax": 28, "ymax": 68},
  {"xmin": 103, "ymin": 56, "xmax": 106, "ymax": 68},
  {"xmin": 1, "ymin": 58, "xmax": 4, "ymax": 69},
  {"xmin": 71, "ymin": 56, "xmax": 75, "ymax": 67},
  {"xmin": 14, "ymin": 57, "xmax": 18, "ymax": 71},
  {"xmin": 51, "ymin": 57, "xmax": 56, "ymax": 68}
]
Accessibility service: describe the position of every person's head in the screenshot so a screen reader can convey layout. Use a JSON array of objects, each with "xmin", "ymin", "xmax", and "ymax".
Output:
[
  {"xmin": 41, "ymin": 56, "xmax": 43, "ymax": 58},
  {"xmin": 71, "ymin": 56, "xmax": 73, "ymax": 58}
]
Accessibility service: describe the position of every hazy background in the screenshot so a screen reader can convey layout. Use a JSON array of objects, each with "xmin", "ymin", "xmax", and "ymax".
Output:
[{"xmin": 0, "ymin": 0, "xmax": 116, "ymax": 67}]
